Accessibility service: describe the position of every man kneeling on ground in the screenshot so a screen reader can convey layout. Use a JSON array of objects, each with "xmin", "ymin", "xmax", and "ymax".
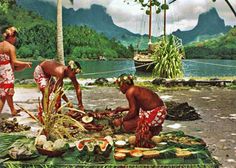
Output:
[
  {"xmin": 112, "ymin": 74, "xmax": 167, "ymax": 136},
  {"xmin": 33, "ymin": 60, "xmax": 84, "ymax": 111}
]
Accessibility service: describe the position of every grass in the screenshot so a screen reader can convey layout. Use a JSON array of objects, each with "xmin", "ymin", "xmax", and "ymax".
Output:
[{"xmin": 14, "ymin": 76, "xmax": 236, "ymax": 91}]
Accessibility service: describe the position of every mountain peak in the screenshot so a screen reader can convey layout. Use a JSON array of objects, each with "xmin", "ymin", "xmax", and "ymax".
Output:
[{"xmin": 173, "ymin": 8, "xmax": 230, "ymax": 44}]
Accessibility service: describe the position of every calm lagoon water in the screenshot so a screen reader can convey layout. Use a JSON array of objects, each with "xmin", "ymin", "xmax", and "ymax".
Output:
[{"xmin": 15, "ymin": 59, "xmax": 236, "ymax": 79}]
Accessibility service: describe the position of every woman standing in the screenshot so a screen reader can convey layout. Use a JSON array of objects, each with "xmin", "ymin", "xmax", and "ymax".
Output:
[{"xmin": 0, "ymin": 26, "xmax": 32, "ymax": 116}]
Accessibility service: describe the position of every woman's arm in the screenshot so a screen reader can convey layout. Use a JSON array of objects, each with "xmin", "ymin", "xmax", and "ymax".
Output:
[
  {"xmin": 14, "ymin": 65, "xmax": 28, "ymax": 71},
  {"xmin": 9, "ymin": 45, "xmax": 32, "ymax": 67}
]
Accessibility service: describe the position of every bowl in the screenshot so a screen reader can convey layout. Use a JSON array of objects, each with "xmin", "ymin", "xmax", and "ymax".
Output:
[
  {"xmin": 114, "ymin": 152, "xmax": 126, "ymax": 161},
  {"xmin": 142, "ymin": 150, "xmax": 160, "ymax": 159},
  {"xmin": 129, "ymin": 149, "xmax": 143, "ymax": 158},
  {"xmin": 114, "ymin": 140, "xmax": 126, "ymax": 148},
  {"xmin": 115, "ymin": 148, "xmax": 130, "ymax": 155},
  {"xmin": 36, "ymin": 146, "xmax": 65, "ymax": 157}
]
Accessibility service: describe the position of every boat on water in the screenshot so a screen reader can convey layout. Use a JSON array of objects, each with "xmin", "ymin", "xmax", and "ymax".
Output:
[
  {"xmin": 133, "ymin": 0, "xmax": 155, "ymax": 72},
  {"xmin": 133, "ymin": 0, "xmax": 167, "ymax": 72},
  {"xmin": 133, "ymin": 52, "xmax": 154, "ymax": 72}
]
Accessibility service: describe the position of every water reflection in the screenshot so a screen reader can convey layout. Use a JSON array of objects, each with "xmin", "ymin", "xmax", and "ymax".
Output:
[{"xmin": 15, "ymin": 59, "xmax": 236, "ymax": 79}]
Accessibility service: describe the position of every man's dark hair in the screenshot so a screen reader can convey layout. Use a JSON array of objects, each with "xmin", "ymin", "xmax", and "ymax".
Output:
[
  {"xmin": 74, "ymin": 61, "xmax": 82, "ymax": 70},
  {"xmin": 68, "ymin": 60, "xmax": 82, "ymax": 71}
]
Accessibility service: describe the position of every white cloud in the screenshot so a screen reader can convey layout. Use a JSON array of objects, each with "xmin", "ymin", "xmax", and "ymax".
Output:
[{"xmin": 41, "ymin": 0, "xmax": 236, "ymax": 35}]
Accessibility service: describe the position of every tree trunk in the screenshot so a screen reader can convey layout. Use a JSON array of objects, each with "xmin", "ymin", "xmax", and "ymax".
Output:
[{"xmin": 57, "ymin": 0, "xmax": 65, "ymax": 65}]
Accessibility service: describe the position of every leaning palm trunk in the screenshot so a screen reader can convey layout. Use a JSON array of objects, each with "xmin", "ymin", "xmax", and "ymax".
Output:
[{"xmin": 57, "ymin": 0, "xmax": 65, "ymax": 65}]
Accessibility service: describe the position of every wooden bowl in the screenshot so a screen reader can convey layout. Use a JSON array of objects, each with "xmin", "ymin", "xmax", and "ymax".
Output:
[
  {"xmin": 114, "ymin": 152, "xmax": 126, "ymax": 161},
  {"xmin": 36, "ymin": 146, "xmax": 65, "ymax": 157},
  {"xmin": 129, "ymin": 149, "xmax": 143, "ymax": 158},
  {"xmin": 115, "ymin": 148, "xmax": 130, "ymax": 155},
  {"xmin": 142, "ymin": 150, "xmax": 160, "ymax": 159}
]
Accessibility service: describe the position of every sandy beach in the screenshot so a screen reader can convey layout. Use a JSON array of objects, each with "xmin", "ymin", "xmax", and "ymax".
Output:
[{"xmin": 1, "ymin": 86, "xmax": 236, "ymax": 168}]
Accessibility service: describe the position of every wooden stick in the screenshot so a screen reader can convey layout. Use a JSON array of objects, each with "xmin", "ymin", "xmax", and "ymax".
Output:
[{"xmin": 16, "ymin": 103, "xmax": 38, "ymax": 121}]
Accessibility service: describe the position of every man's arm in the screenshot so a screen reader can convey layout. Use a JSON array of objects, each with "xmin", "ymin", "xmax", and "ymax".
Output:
[
  {"xmin": 70, "ymin": 76, "xmax": 84, "ymax": 111},
  {"xmin": 122, "ymin": 89, "xmax": 138, "ymax": 121},
  {"xmin": 53, "ymin": 77, "xmax": 63, "ymax": 92},
  {"xmin": 114, "ymin": 106, "xmax": 129, "ymax": 113}
]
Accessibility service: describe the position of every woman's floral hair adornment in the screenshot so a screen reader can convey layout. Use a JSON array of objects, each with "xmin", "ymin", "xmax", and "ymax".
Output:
[
  {"xmin": 115, "ymin": 73, "xmax": 134, "ymax": 86},
  {"xmin": 3, "ymin": 26, "xmax": 17, "ymax": 39}
]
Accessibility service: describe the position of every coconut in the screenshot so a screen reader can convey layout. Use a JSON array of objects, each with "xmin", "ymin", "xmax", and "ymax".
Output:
[
  {"xmin": 82, "ymin": 116, "xmax": 93, "ymax": 123},
  {"xmin": 43, "ymin": 141, "xmax": 54, "ymax": 151},
  {"xmin": 151, "ymin": 136, "xmax": 163, "ymax": 144},
  {"xmin": 36, "ymin": 135, "xmax": 47, "ymax": 146},
  {"xmin": 128, "ymin": 135, "xmax": 136, "ymax": 145},
  {"xmin": 53, "ymin": 139, "xmax": 66, "ymax": 151}
]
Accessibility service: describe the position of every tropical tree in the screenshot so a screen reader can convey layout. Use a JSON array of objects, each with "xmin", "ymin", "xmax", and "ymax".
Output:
[{"xmin": 56, "ymin": 0, "xmax": 73, "ymax": 65}]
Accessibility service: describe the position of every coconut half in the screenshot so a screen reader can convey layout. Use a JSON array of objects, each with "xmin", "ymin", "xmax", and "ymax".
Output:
[
  {"xmin": 114, "ymin": 152, "xmax": 126, "ymax": 161},
  {"xmin": 130, "ymin": 149, "xmax": 143, "ymax": 158},
  {"xmin": 82, "ymin": 116, "xmax": 93, "ymax": 123},
  {"xmin": 115, "ymin": 140, "xmax": 126, "ymax": 148},
  {"xmin": 143, "ymin": 150, "xmax": 160, "ymax": 159}
]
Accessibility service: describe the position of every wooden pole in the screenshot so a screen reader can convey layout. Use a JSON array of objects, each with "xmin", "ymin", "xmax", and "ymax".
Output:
[
  {"xmin": 148, "ymin": 0, "xmax": 152, "ymax": 43},
  {"xmin": 148, "ymin": 0, "xmax": 152, "ymax": 52},
  {"xmin": 164, "ymin": 0, "xmax": 167, "ymax": 37}
]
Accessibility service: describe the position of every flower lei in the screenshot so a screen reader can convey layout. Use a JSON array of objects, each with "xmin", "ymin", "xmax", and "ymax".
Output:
[
  {"xmin": 115, "ymin": 74, "xmax": 134, "ymax": 86},
  {"xmin": 3, "ymin": 27, "xmax": 17, "ymax": 38}
]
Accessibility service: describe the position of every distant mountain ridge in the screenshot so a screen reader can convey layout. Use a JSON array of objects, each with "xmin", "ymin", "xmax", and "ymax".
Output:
[
  {"xmin": 172, "ymin": 8, "xmax": 231, "ymax": 44},
  {"xmin": 16, "ymin": 0, "xmax": 231, "ymax": 46},
  {"xmin": 16, "ymin": 0, "xmax": 136, "ymax": 38}
]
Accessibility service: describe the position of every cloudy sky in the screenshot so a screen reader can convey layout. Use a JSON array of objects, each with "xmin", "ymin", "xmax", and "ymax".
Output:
[{"xmin": 42, "ymin": 0, "xmax": 235, "ymax": 36}]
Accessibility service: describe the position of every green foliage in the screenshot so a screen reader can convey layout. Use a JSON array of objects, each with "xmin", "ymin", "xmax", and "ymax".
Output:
[
  {"xmin": 1, "ymin": 4, "xmax": 133, "ymax": 60},
  {"xmin": 151, "ymin": 35, "xmax": 184, "ymax": 78},
  {"xmin": 124, "ymin": 0, "xmax": 168, "ymax": 16},
  {"xmin": 185, "ymin": 27, "xmax": 236, "ymax": 59}
]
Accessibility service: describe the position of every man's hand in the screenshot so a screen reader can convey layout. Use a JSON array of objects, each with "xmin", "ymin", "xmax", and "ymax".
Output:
[
  {"xmin": 67, "ymin": 102, "xmax": 73, "ymax": 108},
  {"xmin": 78, "ymin": 104, "xmax": 84, "ymax": 111},
  {"xmin": 112, "ymin": 118, "xmax": 123, "ymax": 127},
  {"xmin": 114, "ymin": 107, "xmax": 124, "ymax": 114}
]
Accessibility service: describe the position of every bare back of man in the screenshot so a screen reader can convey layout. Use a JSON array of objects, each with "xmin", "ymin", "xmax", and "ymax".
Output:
[
  {"xmin": 127, "ymin": 85, "xmax": 164, "ymax": 111},
  {"xmin": 34, "ymin": 60, "xmax": 84, "ymax": 111},
  {"xmin": 122, "ymin": 86, "xmax": 164, "ymax": 133},
  {"xmin": 40, "ymin": 60, "xmax": 66, "ymax": 79}
]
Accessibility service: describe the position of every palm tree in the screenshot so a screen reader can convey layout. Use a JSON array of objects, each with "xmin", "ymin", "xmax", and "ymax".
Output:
[{"xmin": 56, "ymin": 0, "xmax": 73, "ymax": 65}]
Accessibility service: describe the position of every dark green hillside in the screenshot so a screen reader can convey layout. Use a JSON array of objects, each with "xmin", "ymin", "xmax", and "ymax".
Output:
[
  {"xmin": 185, "ymin": 27, "xmax": 236, "ymax": 59},
  {"xmin": 0, "ymin": 1, "xmax": 133, "ymax": 60}
]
